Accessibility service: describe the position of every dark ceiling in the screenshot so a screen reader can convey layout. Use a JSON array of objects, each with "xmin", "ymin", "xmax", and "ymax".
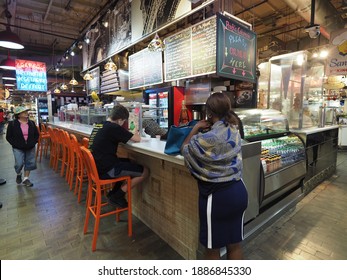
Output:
[{"xmin": 1, "ymin": 0, "xmax": 347, "ymax": 96}]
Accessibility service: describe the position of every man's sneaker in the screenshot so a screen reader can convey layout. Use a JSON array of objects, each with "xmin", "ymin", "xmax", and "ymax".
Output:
[
  {"xmin": 107, "ymin": 192, "xmax": 128, "ymax": 208},
  {"xmin": 22, "ymin": 179, "xmax": 33, "ymax": 187},
  {"xmin": 16, "ymin": 174, "xmax": 22, "ymax": 184}
]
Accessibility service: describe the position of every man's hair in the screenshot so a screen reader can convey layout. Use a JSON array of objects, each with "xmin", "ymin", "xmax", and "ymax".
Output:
[{"xmin": 109, "ymin": 104, "xmax": 129, "ymax": 121}]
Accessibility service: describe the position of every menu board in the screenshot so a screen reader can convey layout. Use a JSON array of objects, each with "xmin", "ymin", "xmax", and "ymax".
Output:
[
  {"xmin": 192, "ymin": 17, "xmax": 216, "ymax": 76},
  {"xmin": 164, "ymin": 28, "xmax": 192, "ymax": 81},
  {"xmin": 216, "ymin": 13, "xmax": 257, "ymax": 83},
  {"xmin": 129, "ymin": 47, "xmax": 163, "ymax": 89},
  {"xmin": 164, "ymin": 16, "xmax": 216, "ymax": 82},
  {"xmin": 15, "ymin": 59, "xmax": 47, "ymax": 92}
]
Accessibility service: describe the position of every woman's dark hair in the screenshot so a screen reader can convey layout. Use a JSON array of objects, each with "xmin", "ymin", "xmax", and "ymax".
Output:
[
  {"xmin": 109, "ymin": 104, "xmax": 129, "ymax": 121},
  {"xmin": 205, "ymin": 92, "xmax": 238, "ymax": 126}
]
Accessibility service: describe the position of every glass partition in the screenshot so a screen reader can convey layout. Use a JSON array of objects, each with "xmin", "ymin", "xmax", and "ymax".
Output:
[{"xmin": 268, "ymin": 50, "xmax": 324, "ymax": 129}]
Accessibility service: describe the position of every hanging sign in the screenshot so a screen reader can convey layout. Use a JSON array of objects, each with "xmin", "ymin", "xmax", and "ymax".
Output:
[
  {"xmin": 15, "ymin": 60, "xmax": 47, "ymax": 92},
  {"xmin": 216, "ymin": 13, "xmax": 257, "ymax": 83},
  {"xmin": 326, "ymin": 28, "xmax": 347, "ymax": 76},
  {"xmin": 129, "ymin": 47, "xmax": 163, "ymax": 89},
  {"xmin": 164, "ymin": 16, "xmax": 216, "ymax": 82}
]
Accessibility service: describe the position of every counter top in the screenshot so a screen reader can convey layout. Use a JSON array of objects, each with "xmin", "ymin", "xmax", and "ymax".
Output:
[
  {"xmin": 48, "ymin": 121, "xmax": 185, "ymax": 166},
  {"xmin": 291, "ymin": 125, "xmax": 339, "ymax": 135}
]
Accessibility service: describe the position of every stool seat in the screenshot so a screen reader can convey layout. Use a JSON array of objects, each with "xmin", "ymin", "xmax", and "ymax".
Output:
[{"xmin": 80, "ymin": 146, "xmax": 132, "ymax": 251}]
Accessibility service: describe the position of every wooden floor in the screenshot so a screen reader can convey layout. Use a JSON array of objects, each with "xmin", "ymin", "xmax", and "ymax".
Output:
[{"xmin": 0, "ymin": 132, "xmax": 347, "ymax": 260}]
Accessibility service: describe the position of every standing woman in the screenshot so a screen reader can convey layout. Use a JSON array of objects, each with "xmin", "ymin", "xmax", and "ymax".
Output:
[
  {"xmin": 181, "ymin": 92, "xmax": 248, "ymax": 260},
  {"xmin": 6, "ymin": 106, "xmax": 39, "ymax": 187}
]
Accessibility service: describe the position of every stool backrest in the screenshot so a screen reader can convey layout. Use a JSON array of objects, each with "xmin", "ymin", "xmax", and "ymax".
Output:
[
  {"xmin": 81, "ymin": 137, "xmax": 89, "ymax": 149},
  {"xmin": 80, "ymin": 146, "xmax": 99, "ymax": 183}
]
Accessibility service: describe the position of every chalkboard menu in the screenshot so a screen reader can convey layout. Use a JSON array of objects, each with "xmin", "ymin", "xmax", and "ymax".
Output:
[
  {"xmin": 216, "ymin": 13, "xmax": 257, "ymax": 83},
  {"xmin": 129, "ymin": 47, "xmax": 163, "ymax": 89},
  {"xmin": 15, "ymin": 59, "xmax": 47, "ymax": 92},
  {"xmin": 192, "ymin": 17, "xmax": 216, "ymax": 76},
  {"xmin": 164, "ymin": 16, "xmax": 216, "ymax": 82}
]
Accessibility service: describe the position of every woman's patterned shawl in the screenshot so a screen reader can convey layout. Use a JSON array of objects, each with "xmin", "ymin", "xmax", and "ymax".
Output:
[{"xmin": 182, "ymin": 120, "xmax": 242, "ymax": 182}]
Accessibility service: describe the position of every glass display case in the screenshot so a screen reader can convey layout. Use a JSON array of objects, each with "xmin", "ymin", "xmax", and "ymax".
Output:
[
  {"xmin": 235, "ymin": 108, "xmax": 306, "ymax": 210},
  {"xmin": 236, "ymin": 108, "xmax": 289, "ymax": 141},
  {"xmin": 58, "ymin": 106, "xmax": 109, "ymax": 125}
]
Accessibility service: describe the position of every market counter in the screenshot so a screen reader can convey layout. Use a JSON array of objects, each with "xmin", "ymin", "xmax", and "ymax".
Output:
[
  {"xmin": 292, "ymin": 125, "xmax": 338, "ymax": 193},
  {"xmin": 48, "ymin": 121, "xmax": 261, "ymax": 259}
]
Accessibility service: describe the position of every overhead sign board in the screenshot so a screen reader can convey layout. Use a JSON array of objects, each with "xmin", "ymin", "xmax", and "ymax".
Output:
[
  {"xmin": 216, "ymin": 13, "xmax": 257, "ymax": 83},
  {"xmin": 15, "ymin": 59, "xmax": 47, "ymax": 92}
]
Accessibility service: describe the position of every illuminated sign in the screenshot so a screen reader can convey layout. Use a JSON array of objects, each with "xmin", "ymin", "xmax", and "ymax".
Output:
[{"xmin": 15, "ymin": 59, "xmax": 47, "ymax": 92}]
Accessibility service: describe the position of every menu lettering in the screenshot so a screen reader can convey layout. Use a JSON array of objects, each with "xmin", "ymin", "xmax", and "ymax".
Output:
[
  {"xmin": 129, "ymin": 48, "xmax": 163, "ymax": 89},
  {"xmin": 216, "ymin": 13, "xmax": 257, "ymax": 83},
  {"xmin": 164, "ymin": 16, "xmax": 216, "ymax": 82}
]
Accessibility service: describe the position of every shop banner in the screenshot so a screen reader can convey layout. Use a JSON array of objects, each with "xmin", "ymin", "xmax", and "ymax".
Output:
[{"xmin": 326, "ymin": 28, "xmax": 347, "ymax": 76}]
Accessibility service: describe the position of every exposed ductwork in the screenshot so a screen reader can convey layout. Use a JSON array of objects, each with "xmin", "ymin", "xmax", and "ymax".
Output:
[{"xmin": 282, "ymin": 0, "xmax": 345, "ymax": 40}]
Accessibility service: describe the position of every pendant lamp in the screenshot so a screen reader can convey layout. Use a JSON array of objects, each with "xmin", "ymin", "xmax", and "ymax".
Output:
[
  {"xmin": 104, "ymin": 58, "xmax": 117, "ymax": 71},
  {"xmin": 83, "ymin": 70, "xmax": 93, "ymax": 80},
  {"xmin": 0, "ymin": 51, "xmax": 16, "ymax": 70},
  {"xmin": 54, "ymin": 72, "xmax": 61, "ymax": 94},
  {"xmin": 148, "ymin": 33, "xmax": 165, "ymax": 52},
  {"xmin": 69, "ymin": 55, "xmax": 78, "ymax": 86},
  {"xmin": 0, "ymin": 4, "xmax": 24, "ymax": 50},
  {"xmin": 1, "ymin": 70, "xmax": 16, "ymax": 80},
  {"xmin": 60, "ymin": 73, "xmax": 68, "ymax": 90},
  {"xmin": 0, "ymin": 26, "xmax": 24, "ymax": 49}
]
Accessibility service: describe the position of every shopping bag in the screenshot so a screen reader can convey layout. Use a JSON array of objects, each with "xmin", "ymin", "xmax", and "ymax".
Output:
[{"xmin": 164, "ymin": 120, "xmax": 198, "ymax": 155}]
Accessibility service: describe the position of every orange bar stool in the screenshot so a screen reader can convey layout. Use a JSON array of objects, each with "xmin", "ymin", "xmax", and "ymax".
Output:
[
  {"xmin": 47, "ymin": 126, "xmax": 58, "ymax": 169},
  {"xmin": 81, "ymin": 137, "xmax": 89, "ymax": 148},
  {"xmin": 35, "ymin": 123, "xmax": 50, "ymax": 162},
  {"xmin": 80, "ymin": 146, "xmax": 132, "ymax": 251},
  {"xmin": 71, "ymin": 135, "xmax": 88, "ymax": 203},
  {"xmin": 63, "ymin": 131, "xmax": 75, "ymax": 187},
  {"xmin": 53, "ymin": 129, "xmax": 67, "ymax": 175}
]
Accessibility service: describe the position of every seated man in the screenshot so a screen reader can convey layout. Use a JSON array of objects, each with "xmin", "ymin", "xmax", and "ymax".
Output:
[{"xmin": 90, "ymin": 104, "xmax": 149, "ymax": 207}]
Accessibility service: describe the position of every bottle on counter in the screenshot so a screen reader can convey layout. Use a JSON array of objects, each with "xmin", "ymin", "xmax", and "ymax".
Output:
[{"xmin": 179, "ymin": 100, "xmax": 189, "ymax": 126}]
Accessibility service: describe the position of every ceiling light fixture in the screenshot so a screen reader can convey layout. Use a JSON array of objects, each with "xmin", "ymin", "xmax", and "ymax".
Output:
[
  {"xmin": 69, "ymin": 54, "xmax": 78, "ymax": 86},
  {"xmin": 54, "ymin": 72, "xmax": 61, "ymax": 94},
  {"xmin": 148, "ymin": 33, "xmax": 165, "ymax": 52},
  {"xmin": 77, "ymin": 41, "xmax": 83, "ymax": 49},
  {"xmin": 0, "ymin": 51, "xmax": 16, "ymax": 70},
  {"xmin": 60, "ymin": 73, "xmax": 68, "ymax": 91},
  {"xmin": 0, "ymin": 3, "xmax": 24, "ymax": 49},
  {"xmin": 83, "ymin": 71, "xmax": 93, "ymax": 80},
  {"xmin": 1, "ymin": 70, "xmax": 16, "ymax": 80},
  {"xmin": 4, "ymin": 83, "xmax": 15, "ymax": 87},
  {"xmin": 0, "ymin": 25, "xmax": 25, "ymax": 49},
  {"xmin": 104, "ymin": 58, "xmax": 117, "ymax": 71}
]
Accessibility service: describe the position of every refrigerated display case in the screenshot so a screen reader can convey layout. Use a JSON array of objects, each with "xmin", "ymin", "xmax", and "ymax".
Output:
[
  {"xmin": 143, "ymin": 86, "xmax": 186, "ymax": 129},
  {"xmin": 36, "ymin": 97, "xmax": 49, "ymax": 123},
  {"xmin": 235, "ymin": 108, "xmax": 306, "ymax": 210}
]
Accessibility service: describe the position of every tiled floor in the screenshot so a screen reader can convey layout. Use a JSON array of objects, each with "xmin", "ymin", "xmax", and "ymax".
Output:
[{"xmin": 0, "ymin": 133, "xmax": 346, "ymax": 260}]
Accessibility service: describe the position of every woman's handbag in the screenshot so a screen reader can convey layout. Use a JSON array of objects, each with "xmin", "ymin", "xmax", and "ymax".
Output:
[{"xmin": 164, "ymin": 120, "xmax": 198, "ymax": 155}]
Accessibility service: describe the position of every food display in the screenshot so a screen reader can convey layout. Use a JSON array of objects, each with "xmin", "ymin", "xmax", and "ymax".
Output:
[
  {"xmin": 260, "ymin": 135, "xmax": 305, "ymax": 174},
  {"xmin": 235, "ymin": 108, "xmax": 306, "ymax": 209},
  {"xmin": 235, "ymin": 109, "xmax": 288, "ymax": 140}
]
